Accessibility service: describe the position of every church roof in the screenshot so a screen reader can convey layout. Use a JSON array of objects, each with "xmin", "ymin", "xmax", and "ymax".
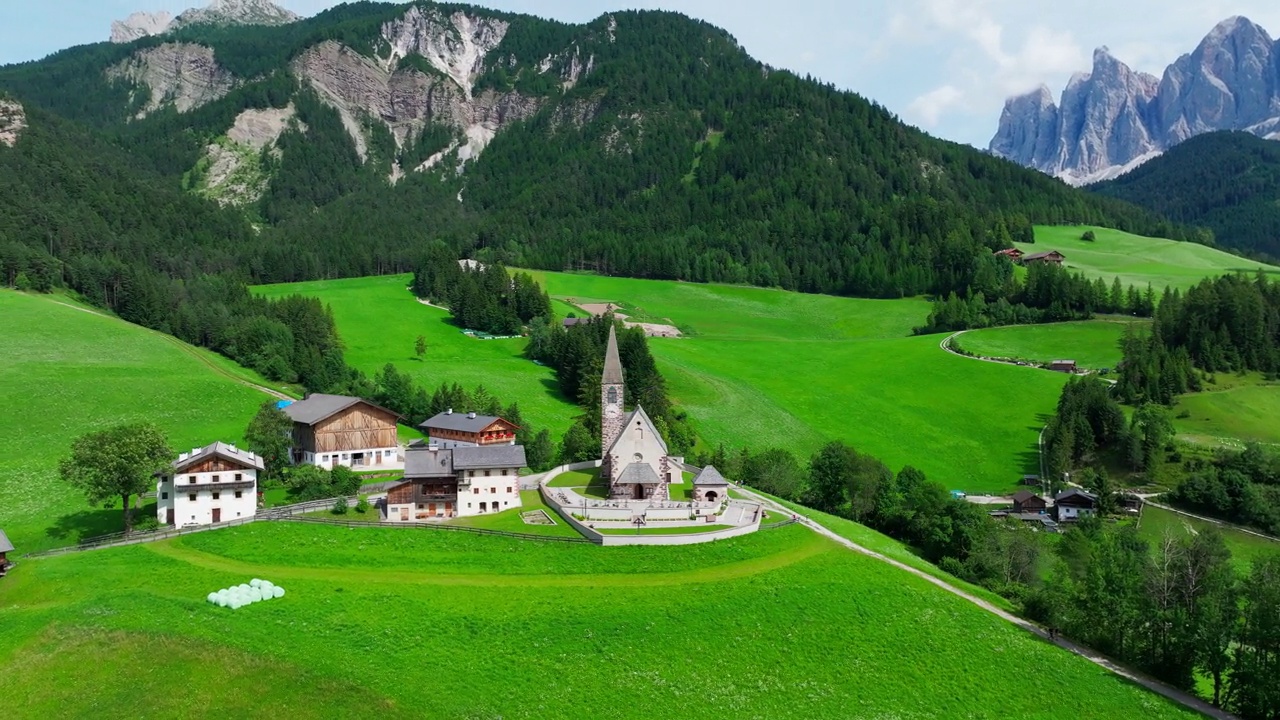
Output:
[
  {"xmin": 602, "ymin": 325, "xmax": 624, "ymax": 385},
  {"xmin": 693, "ymin": 465, "xmax": 729, "ymax": 486},
  {"xmin": 617, "ymin": 462, "xmax": 662, "ymax": 485},
  {"xmin": 606, "ymin": 404, "xmax": 669, "ymax": 457}
]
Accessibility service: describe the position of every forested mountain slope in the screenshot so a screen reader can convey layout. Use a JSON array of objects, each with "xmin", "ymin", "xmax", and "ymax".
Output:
[
  {"xmin": 1091, "ymin": 131, "xmax": 1280, "ymax": 260},
  {"xmin": 0, "ymin": 1, "xmax": 1188, "ymax": 302}
]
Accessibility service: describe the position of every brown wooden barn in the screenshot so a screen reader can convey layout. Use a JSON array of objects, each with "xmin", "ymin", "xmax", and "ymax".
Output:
[{"xmin": 282, "ymin": 394, "xmax": 402, "ymax": 470}]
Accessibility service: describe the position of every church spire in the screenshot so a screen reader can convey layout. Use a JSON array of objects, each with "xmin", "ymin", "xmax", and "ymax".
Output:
[{"xmin": 602, "ymin": 325, "xmax": 624, "ymax": 385}]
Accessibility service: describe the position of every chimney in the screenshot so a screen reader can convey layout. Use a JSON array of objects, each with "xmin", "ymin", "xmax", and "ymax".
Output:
[
  {"xmin": 468, "ymin": 411, "xmax": 476, "ymax": 419},
  {"xmin": 229, "ymin": 444, "xmax": 238, "ymax": 453},
  {"xmin": 191, "ymin": 447, "xmax": 201, "ymax": 455},
  {"xmin": 446, "ymin": 408, "xmax": 453, "ymax": 415},
  {"xmin": 179, "ymin": 452, "xmax": 189, "ymax": 461}
]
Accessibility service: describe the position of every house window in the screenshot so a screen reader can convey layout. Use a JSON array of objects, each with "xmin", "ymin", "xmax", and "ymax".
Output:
[
  {"xmin": 188, "ymin": 493, "xmax": 197, "ymax": 502},
  {"xmin": 234, "ymin": 473, "xmax": 242, "ymax": 482},
  {"xmin": 485, "ymin": 470, "xmax": 491, "ymax": 477},
  {"xmin": 506, "ymin": 487, "xmax": 512, "ymax": 493},
  {"xmin": 607, "ymin": 387, "xmax": 618, "ymax": 404},
  {"xmin": 188, "ymin": 476, "xmax": 196, "ymax": 484},
  {"xmin": 467, "ymin": 503, "xmax": 472, "ymax": 508},
  {"xmin": 234, "ymin": 491, "xmax": 243, "ymax": 499},
  {"xmin": 322, "ymin": 455, "xmax": 329, "ymax": 462},
  {"xmin": 473, "ymin": 488, "xmax": 480, "ymax": 494},
  {"xmin": 212, "ymin": 492, "xmax": 221, "ymax": 500},
  {"xmin": 161, "ymin": 492, "xmax": 169, "ymax": 500},
  {"xmin": 212, "ymin": 475, "xmax": 220, "ymax": 483},
  {"xmin": 342, "ymin": 454, "xmax": 349, "ymax": 460}
]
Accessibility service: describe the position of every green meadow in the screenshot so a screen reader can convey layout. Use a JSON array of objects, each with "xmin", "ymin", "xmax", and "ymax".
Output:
[
  {"xmin": 259, "ymin": 273, "xmax": 1070, "ymax": 493},
  {"xmin": 1171, "ymin": 373, "xmax": 1280, "ymax": 448},
  {"xmin": 0, "ymin": 291, "xmax": 269, "ymax": 553},
  {"xmin": 955, "ymin": 319, "xmax": 1141, "ymax": 369},
  {"xmin": 1022, "ymin": 225, "xmax": 1280, "ymax": 291},
  {"xmin": 1137, "ymin": 505, "xmax": 1280, "ymax": 573},
  {"xmin": 0, "ymin": 522, "xmax": 1201, "ymax": 719}
]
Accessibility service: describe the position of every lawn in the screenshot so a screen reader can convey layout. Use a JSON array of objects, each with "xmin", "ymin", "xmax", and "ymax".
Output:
[
  {"xmin": 954, "ymin": 319, "xmax": 1142, "ymax": 370},
  {"xmin": 264, "ymin": 273, "xmax": 1070, "ymax": 493},
  {"xmin": 0, "ymin": 290, "xmax": 271, "ymax": 553},
  {"xmin": 1137, "ymin": 505, "xmax": 1280, "ymax": 573},
  {"xmin": 446, "ymin": 490, "xmax": 584, "ymax": 537},
  {"xmin": 1171, "ymin": 373, "xmax": 1280, "ymax": 448},
  {"xmin": 253, "ymin": 275, "xmax": 581, "ymax": 438},
  {"xmin": 1023, "ymin": 225, "xmax": 1280, "ymax": 292},
  {"xmin": 0, "ymin": 521, "xmax": 1202, "ymax": 719}
]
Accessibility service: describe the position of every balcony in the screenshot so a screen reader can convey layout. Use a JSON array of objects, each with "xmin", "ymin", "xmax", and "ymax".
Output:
[
  {"xmin": 412, "ymin": 493, "xmax": 458, "ymax": 503},
  {"xmin": 167, "ymin": 477, "xmax": 256, "ymax": 490}
]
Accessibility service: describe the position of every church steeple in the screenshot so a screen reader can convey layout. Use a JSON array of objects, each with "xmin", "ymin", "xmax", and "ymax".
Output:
[
  {"xmin": 600, "ymin": 324, "xmax": 626, "ymax": 478},
  {"xmin": 602, "ymin": 325, "xmax": 624, "ymax": 385}
]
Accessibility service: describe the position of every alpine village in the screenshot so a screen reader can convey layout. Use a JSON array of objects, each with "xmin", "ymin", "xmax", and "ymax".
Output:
[{"xmin": 4, "ymin": 1, "xmax": 1280, "ymax": 718}]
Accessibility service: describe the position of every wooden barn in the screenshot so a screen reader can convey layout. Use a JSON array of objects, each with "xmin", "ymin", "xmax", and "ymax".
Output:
[
  {"xmin": 282, "ymin": 394, "xmax": 402, "ymax": 470},
  {"xmin": 1023, "ymin": 250, "xmax": 1066, "ymax": 266}
]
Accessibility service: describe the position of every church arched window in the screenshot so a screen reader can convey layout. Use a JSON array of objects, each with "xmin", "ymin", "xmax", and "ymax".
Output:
[{"xmin": 606, "ymin": 387, "xmax": 618, "ymax": 405}]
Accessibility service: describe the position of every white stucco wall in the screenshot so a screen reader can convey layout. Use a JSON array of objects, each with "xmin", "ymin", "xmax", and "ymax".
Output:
[
  {"xmin": 610, "ymin": 418, "xmax": 672, "ymax": 482},
  {"xmin": 303, "ymin": 446, "xmax": 401, "ymax": 471},
  {"xmin": 456, "ymin": 467, "xmax": 521, "ymax": 517},
  {"xmin": 157, "ymin": 468, "xmax": 257, "ymax": 527}
]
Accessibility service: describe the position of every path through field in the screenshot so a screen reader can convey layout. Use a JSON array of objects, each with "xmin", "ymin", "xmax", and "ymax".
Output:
[
  {"xmin": 143, "ymin": 529, "xmax": 831, "ymax": 588},
  {"xmin": 735, "ymin": 486, "xmax": 1236, "ymax": 720}
]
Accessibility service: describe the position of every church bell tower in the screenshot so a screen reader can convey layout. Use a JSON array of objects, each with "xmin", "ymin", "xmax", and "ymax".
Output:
[{"xmin": 600, "ymin": 325, "xmax": 625, "ymax": 480}]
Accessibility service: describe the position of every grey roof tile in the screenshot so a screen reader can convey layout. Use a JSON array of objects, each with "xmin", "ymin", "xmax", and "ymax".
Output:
[
  {"xmin": 692, "ymin": 465, "xmax": 729, "ymax": 486},
  {"xmin": 616, "ymin": 462, "xmax": 661, "ymax": 485},
  {"xmin": 420, "ymin": 411, "xmax": 513, "ymax": 433},
  {"xmin": 172, "ymin": 441, "xmax": 264, "ymax": 472},
  {"xmin": 0, "ymin": 529, "xmax": 13, "ymax": 553},
  {"xmin": 453, "ymin": 445, "xmax": 527, "ymax": 470},
  {"xmin": 404, "ymin": 448, "xmax": 455, "ymax": 478}
]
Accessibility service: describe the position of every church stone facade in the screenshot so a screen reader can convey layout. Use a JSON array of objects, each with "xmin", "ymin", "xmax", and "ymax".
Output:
[{"xmin": 599, "ymin": 326, "xmax": 680, "ymax": 501}]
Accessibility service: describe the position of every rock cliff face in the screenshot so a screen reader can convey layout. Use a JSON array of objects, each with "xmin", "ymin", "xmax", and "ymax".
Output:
[
  {"xmin": 109, "ymin": 0, "xmax": 297, "ymax": 43},
  {"xmin": 990, "ymin": 16, "xmax": 1280, "ymax": 184},
  {"xmin": 0, "ymin": 100, "xmax": 26, "ymax": 147},
  {"xmin": 294, "ymin": 7, "xmax": 590, "ymax": 176},
  {"xmin": 199, "ymin": 104, "xmax": 298, "ymax": 206},
  {"xmin": 106, "ymin": 43, "xmax": 235, "ymax": 117},
  {"xmin": 111, "ymin": 11, "xmax": 174, "ymax": 43}
]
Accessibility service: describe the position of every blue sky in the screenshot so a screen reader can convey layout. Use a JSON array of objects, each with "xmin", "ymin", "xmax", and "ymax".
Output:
[{"xmin": 4, "ymin": 0, "xmax": 1280, "ymax": 148}]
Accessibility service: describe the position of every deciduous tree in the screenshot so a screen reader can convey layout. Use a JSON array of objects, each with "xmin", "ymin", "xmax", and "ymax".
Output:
[
  {"xmin": 58, "ymin": 423, "xmax": 172, "ymax": 533},
  {"xmin": 244, "ymin": 401, "xmax": 294, "ymax": 482}
]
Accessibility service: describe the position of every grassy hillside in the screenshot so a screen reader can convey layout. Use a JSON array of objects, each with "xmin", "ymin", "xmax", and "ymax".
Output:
[
  {"xmin": 0, "ymin": 522, "xmax": 1201, "ymax": 719},
  {"xmin": 255, "ymin": 275, "xmax": 582, "ymax": 437},
  {"xmin": 1171, "ymin": 373, "xmax": 1280, "ymax": 448},
  {"xmin": 955, "ymin": 319, "xmax": 1142, "ymax": 369},
  {"xmin": 261, "ymin": 273, "xmax": 1069, "ymax": 492},
  {"xmin": 0, "ymin": 290, "xmax": 269, "ymax": 553},
  {"xmin": 1021, "ymin": 225, "xmax": 1279, "ymax": 291}
]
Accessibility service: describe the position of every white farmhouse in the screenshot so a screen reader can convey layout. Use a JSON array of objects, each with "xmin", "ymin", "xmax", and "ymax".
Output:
[
  {"xmin": 384, "ymin": 444, "xmax": 527, "ymax": 521},
  {"xmin": 157, "ymin": 442, "xmax": 262, "ymax": 528}
]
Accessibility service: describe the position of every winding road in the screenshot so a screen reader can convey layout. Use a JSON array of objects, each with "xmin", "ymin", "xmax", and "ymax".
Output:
[{"xmin": 733, "ymin": 485, "xmax": 1237, "ymax": 720}]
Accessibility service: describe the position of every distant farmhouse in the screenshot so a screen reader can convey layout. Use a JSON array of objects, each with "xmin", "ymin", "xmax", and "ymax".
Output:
[
  {"xmin": 599, "ymin": 326, "xmax": 684, "ymax": 500},
  {"xmin": 385, "ymin": 442, "xmax": 528, "ymax": 520},
  {"xmin": 0, "ymin": 528, "xmax": 13, "ymax": 576},
  {"xmin": 1055, "ymin": 489, "xmax": 1098, "ymax": 521},
  {"xmin": 1049, "ymin": 360, "xmax": 1078, "ymax": 373},
  {"xmin": 1022, "ymin": 250, "xmax": 1066, "ymax": 266},
  {"xmin": 993, "ymin": 248, "xmax": 1024, "ymax": 261},
  {"xmin": 420, "ymin": 409, "xmax": 519, "ymax": 450},
  {"xmin": 281, "ymin": 394, "xmax": 402, "ymax": 470},
  {"xmin": 157, "ymin": 442, "xmax": 262, "ymax": 527}
]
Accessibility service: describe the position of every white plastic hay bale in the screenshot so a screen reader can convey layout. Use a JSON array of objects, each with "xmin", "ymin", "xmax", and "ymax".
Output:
[
  {"xmin": 273, "ymin": 586, "xmax": 285, "ymax": 599},
  {"xmin": 260, "ymin": 581, "xmax": 274, "ymax": 593},
  {"xmin": 207, "ymin": 592, "xmax": 217, "ymax": 603},
  {"xmin": 238, "ymin": 583, "xmax": 251, "ymax": 593},
  {"xmin": 250, "ymin": 588, "xmax": 263, "ymax": 602},
  {"xmin": 250, "ymin": 578, "xmax": 262, "ymax": 588}
]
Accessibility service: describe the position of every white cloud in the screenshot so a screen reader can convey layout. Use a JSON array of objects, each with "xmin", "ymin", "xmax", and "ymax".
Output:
[{"xmin": 907, "ymin": 84, "xmax": 963, "ymax": 127}]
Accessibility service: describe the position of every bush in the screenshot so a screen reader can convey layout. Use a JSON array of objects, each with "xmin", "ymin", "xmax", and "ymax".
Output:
[
  {"xmin": 332, "ymin": 497, "xmax": 349, "ymax": 515},
  {"xmin": 355, "ymin": 496, "xmax": 370, "ymax": 514},
  {"xmin": 133, "ymin": 515, "xmax": 160, "ymax": 532},
  {"xmin": 1081, "ymin": 230, "xmax": 1096, "ymax": 241}
]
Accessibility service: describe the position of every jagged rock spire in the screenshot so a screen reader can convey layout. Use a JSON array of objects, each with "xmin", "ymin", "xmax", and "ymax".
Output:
[{"xmin": 602, "ymin": 324, "xmax": 624, "ymax": 385}]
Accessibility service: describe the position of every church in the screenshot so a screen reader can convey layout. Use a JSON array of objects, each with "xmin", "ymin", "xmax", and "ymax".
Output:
[{"xmin": 599, "ymin": 326, "xmax": 681, "ymax": 500}]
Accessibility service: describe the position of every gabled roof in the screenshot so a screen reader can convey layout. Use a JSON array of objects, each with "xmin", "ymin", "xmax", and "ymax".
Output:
[
  {"xmin": 282, "ymin": 394, "xmax": 398, "ymax": 426},
  {"xmin": 693, "ymin": 465, "xmax": 729, "ymax": 486},
  {"xmin": 606, "ymin": 404, "xmax": 669, "ymax": 456},
  {"xmin": 1023, "ymin": 250, "xmax": 1065, "ymax": 261},
  {"xmin": 172, "ymin": 442, "xmax": 264, "ymax": 472},
  {"xmin": 420, "ymin": 411, "xmax": 519, "ymax": 433},
  {"xmin": 453, "ymin": 444, "xmax": 527, "ymax": 470},
  {"xmin": 602, "ymin": 325, "xmax": 624, "ymax": 385},
  {"xmin": 0, "ymin": 529, "xmax": 13, "ymax": 553},
  {"xmin": 1012, "ymin": 489, "xmax": 1043, "ymax": 504},
  {"xmin": 404, "ymin": 448, "xmax": 455, "ymax": 478},
  {"xmin": 617, "ymin": 462, "xmax": 661, "ymax": 485},
  {"xmin": 1055, "ymin": 488, "xmax": 1098, "ymax": 506}
]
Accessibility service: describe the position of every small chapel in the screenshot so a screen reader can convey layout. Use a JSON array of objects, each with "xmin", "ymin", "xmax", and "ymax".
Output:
[{"xmin": 600, "ymin": 326, "xmax": 681, "ymax": 500}]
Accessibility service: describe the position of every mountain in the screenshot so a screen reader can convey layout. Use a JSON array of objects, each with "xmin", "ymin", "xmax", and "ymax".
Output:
[
  {"xmin": 1, "ymin": 1, "xmax": 1186, "ymax": 304},
  {"xmin": 110, "ymin": 0, "xmax": 299, "ymax": 43},
  {"xmin": 1092, "ymin": 131, "xmax": 1280, "ymax": 259},
  {"xmin": 991, "ymin": 16, "xmax": 1280, "ymax": 185}
]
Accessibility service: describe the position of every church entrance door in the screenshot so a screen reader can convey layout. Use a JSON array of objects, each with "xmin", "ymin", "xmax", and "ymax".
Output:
[{"xmin": 633, "ymin": 484, "xmax": 645, "ymax": 500}]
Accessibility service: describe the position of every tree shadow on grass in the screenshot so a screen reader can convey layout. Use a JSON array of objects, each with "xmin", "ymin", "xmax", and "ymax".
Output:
[{"xmin": 44, "ymin": 498, "xmax": 160, "ymax": 544}]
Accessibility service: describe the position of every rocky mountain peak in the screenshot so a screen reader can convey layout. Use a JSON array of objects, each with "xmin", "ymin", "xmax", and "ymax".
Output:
[
  {"xmin": 109, "ymin": 0, "xmax": 297, "ymax": 43},
  {"xmin": 990, "ymin": 16, "xmax": 1280, "ymax": 184}
]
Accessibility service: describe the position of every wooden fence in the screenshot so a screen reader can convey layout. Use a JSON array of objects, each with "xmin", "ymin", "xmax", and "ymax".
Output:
[{"xmin": 280, "ymin": 516, "xmax": 592, "ymax": 543}]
